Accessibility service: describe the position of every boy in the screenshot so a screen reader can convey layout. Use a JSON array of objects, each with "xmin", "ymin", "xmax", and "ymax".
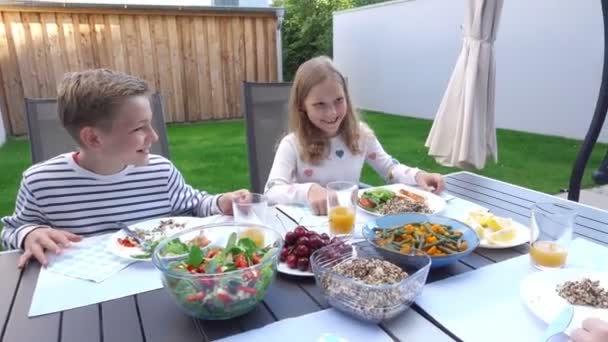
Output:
[{"xmin": 1, "ymin": 69, "xmax": 248, "ymax": 268}]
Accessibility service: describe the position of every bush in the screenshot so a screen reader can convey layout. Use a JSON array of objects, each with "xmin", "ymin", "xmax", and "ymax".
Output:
[{"xmin": 273, "ymin": 0, "xmax": 389, "ymax": 80}]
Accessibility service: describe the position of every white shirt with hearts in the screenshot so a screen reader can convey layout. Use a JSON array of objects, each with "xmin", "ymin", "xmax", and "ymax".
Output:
[{"xmin": 264, "ymin": 131, "xmax": 421, "ymax": 206}]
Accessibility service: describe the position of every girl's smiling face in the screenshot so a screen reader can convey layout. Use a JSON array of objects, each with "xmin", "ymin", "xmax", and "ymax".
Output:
[{"xmin": 302, "ymin": 77, "xmax": 347, "ymax": 137}]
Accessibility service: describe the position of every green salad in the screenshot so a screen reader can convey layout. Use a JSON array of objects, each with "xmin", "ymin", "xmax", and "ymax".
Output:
[
  {"xmin": 358, "ymin": 188, "xmax": 396, "ymax": 211},
  {"xmin": 162, "ymin": 232, "xmax": 278, "ymax": 319}
]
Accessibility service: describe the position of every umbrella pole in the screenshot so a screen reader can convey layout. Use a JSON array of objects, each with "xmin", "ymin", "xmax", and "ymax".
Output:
[{"xmin": 567, "ymin": 0, "xmax": 608, "ymax": 201}]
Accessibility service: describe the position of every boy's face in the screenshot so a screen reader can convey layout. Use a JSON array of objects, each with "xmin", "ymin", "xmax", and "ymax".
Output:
[
  {"xmin": 302, "ymin": 77, "xmax": 347, "ymax": 137},
  {"xmin": 95, "ymin": 96, "xmax": 159, "ymax": 167}
]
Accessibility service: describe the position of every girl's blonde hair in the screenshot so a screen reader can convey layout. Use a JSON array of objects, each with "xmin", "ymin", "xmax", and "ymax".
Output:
[{"xmin": 288, "ymin": 56, "xmax": 362, "ymax": 164}]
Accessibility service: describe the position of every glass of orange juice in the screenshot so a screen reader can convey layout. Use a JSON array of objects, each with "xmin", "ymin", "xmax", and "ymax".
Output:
[
  {"xmin": 529, "ymin": 202, "xmax": 576, "ymax": 270},
  {"xmin": 326, "ymin": 181, "xmax": 357, "ymax": 237}
]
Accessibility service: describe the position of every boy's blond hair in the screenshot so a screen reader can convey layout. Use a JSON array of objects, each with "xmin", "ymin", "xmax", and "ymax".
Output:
[
  {"xmin": 57, "ymin": 68, "xmax": 150, "ymax": 143},
  {"xmin": 288, "ymin": 56, "xmax": 362, "ymax": 164}
]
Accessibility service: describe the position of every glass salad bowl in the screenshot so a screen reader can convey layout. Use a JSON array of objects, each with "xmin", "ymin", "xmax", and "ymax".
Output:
[
  {"xmin": 151, "ymin": 222, "xmax": 283, "ymax": 320},
  {"xmin": 310, "ymin": 241, "xmax": 431, "ymax": 323}
]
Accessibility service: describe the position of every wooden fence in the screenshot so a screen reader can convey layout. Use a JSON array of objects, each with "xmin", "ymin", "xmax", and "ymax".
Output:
[{"xmin": 0, "ymin": 4, "xmax": 280, "ymax": 136}]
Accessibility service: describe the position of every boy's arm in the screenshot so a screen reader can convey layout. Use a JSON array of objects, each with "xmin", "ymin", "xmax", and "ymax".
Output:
[
  {"xmin": 1, "ymin": 179, "xmax": 49, "ymax": 250},
  {"xmin": 167, "ymin": 164, "xmax": 222, "ymax": 217}
]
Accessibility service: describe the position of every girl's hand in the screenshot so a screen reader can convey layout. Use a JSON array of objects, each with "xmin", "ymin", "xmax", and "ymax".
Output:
[
  {"xmin": 307, "ymin": 184, "xmax": 328, "ymax": 215},
  {"xmin": 18, "ymin": 227, "xmax": 82, "ymax": 268},
  {"xmin": 571, "ymin": 318, "xmax": 608, "ymax": 342},
  {"xmin": 218, "ymin": 189, "xmax": 251, "ymax": 215},
  {"xmin": 415, "ymin": 171, "xmax": 445, "ymax": 194}
]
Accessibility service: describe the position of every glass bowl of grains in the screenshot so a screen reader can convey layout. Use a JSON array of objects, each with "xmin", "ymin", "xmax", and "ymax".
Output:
[{"xmin": 310, "ymin": 240, "xmax": 431, "ymax": 323}]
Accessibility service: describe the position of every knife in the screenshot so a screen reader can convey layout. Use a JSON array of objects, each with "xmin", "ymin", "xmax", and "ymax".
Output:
[{"xmin": 541, "ymin": 305, "xmax": 574, "ymax": 342}]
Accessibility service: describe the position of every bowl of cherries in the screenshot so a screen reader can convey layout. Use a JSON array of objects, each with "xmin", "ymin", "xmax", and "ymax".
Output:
[{"xmin": 278, "ymin": 225, "xmax": 337, "ymax": 276}]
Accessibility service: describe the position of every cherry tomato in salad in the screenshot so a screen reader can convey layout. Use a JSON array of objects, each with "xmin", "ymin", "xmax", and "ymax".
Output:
[
  {"xmin": 252, "ymin": 253, "xmax": 261, "ymax": 265},
  {"xmin": 234, "ymin": 254, "xmax": 248, "ymax": 268},
  {"xmin": 117, "ymin": 237, "xmax": 137, "ymax": 248},
  {"xmin": 216, "ymin": 292, "xmax": 232, "ymax": 304},
  {"xmin": 359, "ymin": 197, "xmax": 376, "ymax": 209},
  {"xmin": 186, "ymin": 291, "xmax": 205, "ymax": 302},
  {"xmin": 206, "ymin": 249, "xmax": 221, "ymax": 258},
  {"xmin": 237, "ymin": 285, "xmax": 257, "ymax": 295}
]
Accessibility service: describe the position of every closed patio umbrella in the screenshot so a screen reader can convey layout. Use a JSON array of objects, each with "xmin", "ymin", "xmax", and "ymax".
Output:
[{"xmin": 425, "ymin": 0, "xmax": 504, "ymax": 169}]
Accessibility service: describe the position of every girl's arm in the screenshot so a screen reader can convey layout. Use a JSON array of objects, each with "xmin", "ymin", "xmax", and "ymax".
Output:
[
  {"xmin": 364, "ymin": 136, "xmax": 420, "ymax": 185},
  {"xmin": 264, "ymin": 137, "xmax": 315, "ymax": 205}
]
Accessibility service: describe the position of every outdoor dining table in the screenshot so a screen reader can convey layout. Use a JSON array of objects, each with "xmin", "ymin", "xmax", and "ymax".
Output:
[{"xmin": 1, "ymin": 171, "xmax": 607, "ymax": 342}]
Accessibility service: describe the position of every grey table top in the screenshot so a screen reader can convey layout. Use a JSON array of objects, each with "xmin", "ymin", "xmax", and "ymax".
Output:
[{"xmin": 1, "ymin": 171, "xmax": 607, "ymax": 342}]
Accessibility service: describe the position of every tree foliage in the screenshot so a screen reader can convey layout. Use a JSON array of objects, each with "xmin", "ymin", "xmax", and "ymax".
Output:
[{"xmin": 273, "ymin": 0, "xmax": 389, "ymax": 80}]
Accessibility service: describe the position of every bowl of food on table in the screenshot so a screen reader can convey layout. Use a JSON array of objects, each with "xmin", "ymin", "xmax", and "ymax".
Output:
[
  {"xmin": 357, "ymin": 184, "xmax": 447, "ymax": 216},
  {"xmin": 362, "ymin": 213, "xmax": 479, "ymax": 268},
  {"xmin": 310, "ymin": 240, "xmax": 431, "ymax": 323},
  {"xmin": 151, "ymin": 223, "xmax": 283, "ymax": 320}
]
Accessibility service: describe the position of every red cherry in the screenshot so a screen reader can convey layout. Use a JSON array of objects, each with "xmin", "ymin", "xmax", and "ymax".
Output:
[
  {"xmin": 297, "ymin": 257, "xmax": 310, "ymax": 271},
  {"xmin": 295, "ymin": 245, "xmax": 310, "ymax": 258},
  {"xmin": 285, "ymin": 231, "xmax": 298, "ymax": 245},
  {"xmin": 286, "ymin": 254, "xmax": 298, "ymax": 269},
  {"xmin": 294, "ymin": 226, "xmax": 307, "ymax": 238}
]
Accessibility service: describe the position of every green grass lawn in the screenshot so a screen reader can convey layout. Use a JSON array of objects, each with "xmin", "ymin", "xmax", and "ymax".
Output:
[{"xmin": 0, "ymin": 111, "xmax": 606, "ymax": 220}]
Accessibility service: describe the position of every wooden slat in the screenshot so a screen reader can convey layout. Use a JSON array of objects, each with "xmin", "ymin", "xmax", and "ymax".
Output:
[
  {"xmin": 266, "ymin": 17, "xmax": 277, "ymax": 81},
  {"xmin": 166, "ymin": 15, "xmax": 184, "ymax": 122},
  {"xmin": 58, "ymin": 13, "xmax": 80, "ymax": 71},
  {"xmin": 0, "ymin": 12, "xmax": 26, "ymax": 134},
  {"xmin": 61, "ymin": 305, "xmax": 100, "ymax": 342},
  {"xmin": 77, "ymin": 14, "xmax": 95, "ymax": 70},
  {"xmin": 121, "ymin": 15, "xmax": 141, "ymax": 77},
  {"xmin": 151, "ymin": 15, "xmax": 174, "ymax": 117},
  {"xmin": 231, "ymin": 17, "xmax": 245, "ymax": 116},
  {"xmin": 206, "ymin": 16, "xmax": 224, "ymax": 119},
  {"xmin": 221, "ymin": 17, "xmax": 236, "ymax": 118},
  {"xmin": 40, "ymin": 13, "xmax": 65, "ymax": 88},
  {"xmin": 0, "ymin": 252, "xmax": 21, "ymax": 340},
  {"xmin": 107, "ymin": 14, "xmax": 125, "ymax": 71},
  {"xmin": 91, "ymin": 14, "xmax": 110, "ymax": 68},
  {"xmin": 2, "ymin": 263, "xmax": 61, "ymax": 342},
  {"xmin": 254, "ymin": 17, "xmax": 267, "ymax": 82},
  {"xmin": 101, "ymin": 297, "xmax": 144, "ymax": 342},
  {"xmin": 262, "ymin": 277, "xmax": 321, "ymax": 320},
  {"xmin": 136, "ymin": 289, "xmax": 204, "ymax": 342},
  {"xmin": 180, "ymin": 16, "xmax": 198, "ymax": 121},
  {"xmin": 136, "ymin": 15, "xmax": 156, "ymax": 89},
  {"xmin": 193, "ymin": 18, "xmax": 212, "ymax": 119},
  {"xmin": 24, "ymin": 12, "xmax": 53, "ymax": 97},
  {"xmin": 243, "ymin": 17, "xmax": 256, "ymax": 81}
]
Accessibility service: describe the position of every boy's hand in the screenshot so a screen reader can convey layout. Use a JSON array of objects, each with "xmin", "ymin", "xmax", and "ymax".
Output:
[
  {"xmin": 307, "ymin": 184, "xmax": 328, "ymax": 215},
  {"xmin": 415, "ymin": 171, "xmax": 445, "ymax": 194},
  {"xmin": 18, "ymin": 227, "xmax": 82, "ymax": 268},
  {"xmin": 571, "ymin": 318, "xmax": 608, "ymax": 342},
  {"xmin": 218, "ymin": 189, "xmax": 251, "ymax": 215}
]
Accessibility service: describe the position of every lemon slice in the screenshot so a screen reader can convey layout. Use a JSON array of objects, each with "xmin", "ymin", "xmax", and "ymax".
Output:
[{"xmin": 487, "ymin": 227, "xmax": 517, "ymax": 245}]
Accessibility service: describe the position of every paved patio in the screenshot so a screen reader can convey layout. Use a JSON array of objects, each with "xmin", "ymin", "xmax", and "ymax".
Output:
[{"xmin": 556, "ymin": 185, "xmax": 608, "ymax": 211}]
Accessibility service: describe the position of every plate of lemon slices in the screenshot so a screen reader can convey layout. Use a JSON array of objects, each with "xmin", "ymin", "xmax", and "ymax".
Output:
[{"xmin": 464, "ymin": 210, "xmax": 532, "ymax": 249}]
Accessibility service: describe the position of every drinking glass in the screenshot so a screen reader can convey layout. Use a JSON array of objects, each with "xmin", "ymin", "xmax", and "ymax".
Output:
[
  {"xmin": 529, "ymin": 202, "xmax": 576, "ymax": 270},
  {"xmin": 326, "ymin": 181, "xmax": 357, "ymax": 237}
]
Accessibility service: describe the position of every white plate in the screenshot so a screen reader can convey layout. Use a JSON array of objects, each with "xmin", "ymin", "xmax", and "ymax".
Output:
[
  {"xmin": 357, "ymin": 184, "xmax": 447, "ymax": 216},
  {"xmin": 106, "ymin": 216, "xmax": 222, "ymax": 261},
  {"xmin": 520, "ymin": 268, "xmax": 608, "ymax": 334},
  {"xmin": 478, "ymin": 220, "xmax": 532, "ymax": 249},
  {"xmin": 277, "ymin": 261, "xmax": 315, "ymax": 277}
]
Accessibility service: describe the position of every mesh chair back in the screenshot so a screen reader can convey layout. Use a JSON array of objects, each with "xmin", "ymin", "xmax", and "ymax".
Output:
[
  {"xmin": 25, "ymin": 93, "xmax": 170, "ymax": 164},
  {"xmin": 242, "ymin": 82, "xmax": 292, "ymax": 193}
]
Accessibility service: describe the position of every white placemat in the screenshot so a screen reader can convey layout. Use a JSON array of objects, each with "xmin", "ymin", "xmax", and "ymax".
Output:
[
  {"xmin": 215, "ymin": 308, "xmax": 393, "ymax": 342},
  {"xmin": 46, "ymin": 234, "xmax": 135, "ymax": 283},
  {"xmin": 416, "ymin": 238, "xmax": 608, "ymax": 342}
]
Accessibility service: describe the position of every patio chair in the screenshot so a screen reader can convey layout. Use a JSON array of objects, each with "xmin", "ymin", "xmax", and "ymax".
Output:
[
  {"xmin": 25, "ymin": 93, "xmax": 170, "ymax": 164},
  {"xmin": 242, "ymin": 82, "xmax": 292, "ymax": 193},
  {"xmin": 242, "ymin": 82, "xmax": 371, "ymax": 194}
]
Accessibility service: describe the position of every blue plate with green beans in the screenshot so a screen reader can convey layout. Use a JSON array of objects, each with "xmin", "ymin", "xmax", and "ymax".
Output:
[{"xmin": 362, "ymin": 213, "xmax": 479, "ymax": 268}]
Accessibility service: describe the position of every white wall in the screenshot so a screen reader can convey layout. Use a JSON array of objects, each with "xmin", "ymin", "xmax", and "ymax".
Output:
[{"xmin": 334, "ymin": 0, "xmax": 608, "ymax": 143}]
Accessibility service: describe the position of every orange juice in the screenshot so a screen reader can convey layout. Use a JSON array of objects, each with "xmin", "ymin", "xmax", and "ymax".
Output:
[
  {"xmin": 530, "ymin": 240, "xmax": 568, "ymax": 268},
  {"xmin": 329, "ymin": 206, "xmax": 355, "ymax": 235},
  {"xmin": 240, "ymin": 228, "xmax": 265, "ymax": 247}
]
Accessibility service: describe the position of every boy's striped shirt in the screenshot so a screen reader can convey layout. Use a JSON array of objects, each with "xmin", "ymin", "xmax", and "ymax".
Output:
[{"xmin": 1, "ymin": 154, "xmax": 220, "ymax": 250}]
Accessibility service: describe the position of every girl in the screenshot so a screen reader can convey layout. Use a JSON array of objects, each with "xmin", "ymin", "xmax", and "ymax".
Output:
[{"xmin": 264, "ymin": 56, "xmax": 444, "ymax": 215}]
